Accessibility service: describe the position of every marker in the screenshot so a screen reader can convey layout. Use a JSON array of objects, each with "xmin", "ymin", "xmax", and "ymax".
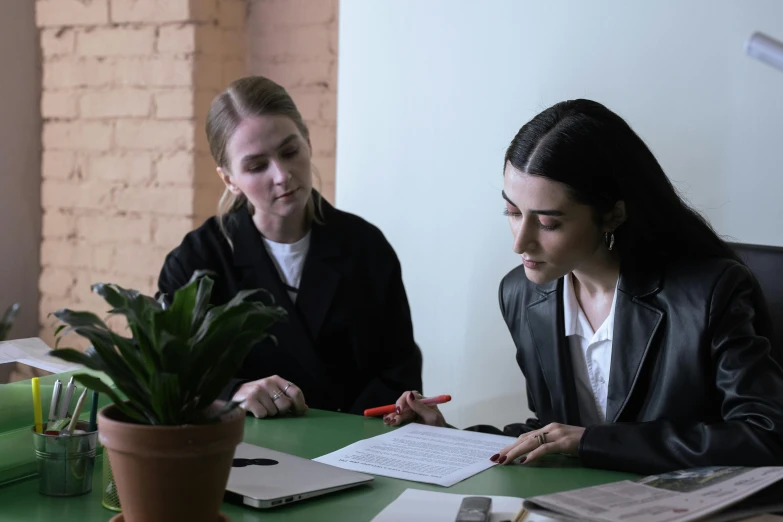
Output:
[
  {"xmin": 32, "ymin": 378, "xmax": 43, "ymax": 434},
  {"xmin": 57, "ymin": 376, "xmax": 75, "ymax": 419},
  {"xmin": 48, "ymin": 379, "xmax": 62, "ymax": 423},
  {"xmin": 88, "ymin": 391, "xmax": 99, "ymax": 432},
  {"xmin": 363, "ymin": 394, "xmax": 452, "ymax": 417}
]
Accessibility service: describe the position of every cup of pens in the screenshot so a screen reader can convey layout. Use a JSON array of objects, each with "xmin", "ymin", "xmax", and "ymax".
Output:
[{"xmin": 31, "ymin": 377, "xmax": 100, "ymax": 497}]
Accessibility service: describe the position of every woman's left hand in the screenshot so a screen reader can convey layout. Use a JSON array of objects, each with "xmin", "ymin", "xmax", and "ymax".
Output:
[{"xmin": 492, "ymin": 423, "xmax": 585, "ymax": 465}]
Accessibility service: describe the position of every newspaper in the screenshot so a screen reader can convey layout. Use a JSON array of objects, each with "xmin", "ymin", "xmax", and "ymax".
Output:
[{"xmin": 524, "ymin": 467, "xmax": 783, "ymax": 522}]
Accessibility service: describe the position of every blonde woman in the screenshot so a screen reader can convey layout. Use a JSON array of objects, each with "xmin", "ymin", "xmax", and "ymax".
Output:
[{"xmin": 158, "ymin": 76, "xmax": 423, "ymax": 418}]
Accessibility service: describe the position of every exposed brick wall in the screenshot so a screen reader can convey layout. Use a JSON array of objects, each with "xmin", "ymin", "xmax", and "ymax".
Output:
[
  {"xmin": 246, "ymin": 0, "xmax": 338, "ymax": 202},
  {"xmin": 36, "ymin": 0, "xmax": 244, "ymax": 347}
]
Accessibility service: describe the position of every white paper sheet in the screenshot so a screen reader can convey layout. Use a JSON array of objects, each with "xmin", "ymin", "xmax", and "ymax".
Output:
[
  {"xmin": 314, "ymin": 423, "xmax": 517, "ymax": 487},
  {"xmin": 0, "ymin": 337, "xmax": 80, "ymax": 373},
  {"xmin": 371, "ymin": 488, "xmax": 560, "ymax": 522}
]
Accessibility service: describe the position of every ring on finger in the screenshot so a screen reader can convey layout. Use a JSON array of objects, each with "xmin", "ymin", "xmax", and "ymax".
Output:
[
  {"xmin": 536, "ymin": 432, "xmax": 549, "ymax": 446},
  {"xmin": 271, "ymin": 390, "xmax": 283, "ymax": 401},
  {"xmin": 282, "ymin": 382, "xmax": 292, "ymax": 394}
]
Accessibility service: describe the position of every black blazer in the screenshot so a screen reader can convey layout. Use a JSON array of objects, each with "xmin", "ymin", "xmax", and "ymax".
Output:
[
  {"xmin": 157, "ymin": 199, "xmax": 423, "ymax": 415},
  {"xmin": 499, "ymin": 257, "xmax": 783, "ymax": 474}
]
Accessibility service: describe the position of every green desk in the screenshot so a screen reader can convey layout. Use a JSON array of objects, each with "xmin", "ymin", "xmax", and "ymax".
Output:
[{"xmin": 0, "ymin": 410, "xmax": 638, "ymax": 521}]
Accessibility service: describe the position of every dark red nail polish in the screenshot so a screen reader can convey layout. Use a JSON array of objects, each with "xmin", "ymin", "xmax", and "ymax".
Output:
[
  {"xmin": 490, "ymin": 453, "xmax": 500, "ymax": 462},
  {"xmin": 498, "ymin": 455, "xmax": 507, "ymax": 464},
  {"xmin": 396, "ymin": 406, "xmax": 401, "ymax": 415},
  {"xmin": 517, "ymin": 456, "xmax": 527, "ymax": 465}
]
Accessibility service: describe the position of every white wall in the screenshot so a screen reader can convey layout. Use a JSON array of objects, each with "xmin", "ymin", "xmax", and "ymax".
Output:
[
  {"xmin": 336, "ymin": 0, "xmax": 783, "ymax": 428},
  {"xmin": 0, "ymin": 2, "xmax": 41, "ymax": 338}
]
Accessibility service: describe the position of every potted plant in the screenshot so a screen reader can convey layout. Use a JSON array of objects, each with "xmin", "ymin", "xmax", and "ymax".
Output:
[
  {"xmin": 0, "ymin": 303, "xmax": 20, "ymax": 341},
  {"xmin": 49, "ymin": 271, "xmax": 286, "ymax": 522}
]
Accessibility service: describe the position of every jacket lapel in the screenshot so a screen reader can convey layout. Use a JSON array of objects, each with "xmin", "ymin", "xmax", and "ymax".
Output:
[
  {"xmin": 605, "ymin": 268, "xmax": 665, "ymax": 422},
  {"xmin": 526, "ymin": 278, "xmax": 582, "ymax": 426},
  {"xmin": 296, "ymin": 216, "xmax": 343, "ymax": 341},
  {"xmin": 228, "ymin": 207, "xmax": 335, "ymax": 390}
]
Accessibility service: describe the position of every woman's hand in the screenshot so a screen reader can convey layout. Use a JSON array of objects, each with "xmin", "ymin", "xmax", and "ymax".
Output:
[
  {"xmin": 491, "ymin": 423, "xmax": 584, "ymax": 465},
  {"xmin": 382, "ymin": 391, "xmax": 449, "ymax": 427},
  {"xmin": 232, "ymin": 375, "xmax": 308, "ymax": 418}
]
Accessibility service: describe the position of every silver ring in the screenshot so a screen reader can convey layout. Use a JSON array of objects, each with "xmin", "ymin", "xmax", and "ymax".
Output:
[
  {"xmin": 536, "ymin": 432, "xmax": 548, "ymax": 446},
  {"xmin": 271, "ymin": 390, "xmax": 282, "ymax": 401},
  {"xmin": 282, "ymin": 382, "xmax": 292, "ymax": 394}
]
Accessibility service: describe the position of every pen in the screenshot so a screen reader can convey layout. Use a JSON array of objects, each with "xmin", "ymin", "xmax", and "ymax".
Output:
[
  {"xmin": 58, "ymin": 376, "xmax": 75, "ymax": 419},
  {"xmin": 88, "ymin": 391, "xmax": 99, "ymax": 432},
  {"xmin": 48, "ymin": 379, "xmax": 62, "ymax": 423},
  {"xmin": 363, "ymin": 394, "xmax": 452, "ymax": 417},
  {"xmin": 32, "ymin": 377, "xmax": 43, "ymax": 434},
  {"xmin": 64, "ymin": 389, "xmax": 88, "ymax": 435}
]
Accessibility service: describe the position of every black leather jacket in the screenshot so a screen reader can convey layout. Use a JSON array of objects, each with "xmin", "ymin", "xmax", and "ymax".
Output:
[{"xmin": 498, "ymin": 257, "xmax": 783, "ymax": 474}]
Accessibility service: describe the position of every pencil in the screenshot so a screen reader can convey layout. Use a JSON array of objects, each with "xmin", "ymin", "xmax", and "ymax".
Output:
[
  {"xmin": 32, "ymin": 377, "xmax": 43, "ymax": 434},
  {"xmin": 65, "ymin": 389, "xmax": 88, "ymax": 435}
]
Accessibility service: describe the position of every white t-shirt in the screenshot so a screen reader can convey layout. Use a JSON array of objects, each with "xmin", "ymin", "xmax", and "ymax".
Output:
[
  {"xmin": 261, "ymin": 231, "xmax": 311, "ymax": 303},
  {"xmin": 563, "ymin": 272, "xmax": 618, "ymax": 426}
]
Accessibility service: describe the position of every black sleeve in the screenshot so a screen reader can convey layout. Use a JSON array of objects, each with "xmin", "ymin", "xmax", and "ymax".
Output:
[
  {"xmin": 579, "ymin": 265, "xmax": 783, "ymax": 474},
  {"xmin": 349, "ymin": 240, "xmax": 423, "ymax": 414},
  {"xmin": 156, "ymin": 250, "xmax": 192, "ymax": 302},
  {"xmin": 497, "ymin": 277, "xmax": 545, "ymax": 436}
]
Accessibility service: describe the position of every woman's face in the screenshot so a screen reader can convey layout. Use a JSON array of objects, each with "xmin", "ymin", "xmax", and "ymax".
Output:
[
  {"xmin": 220, "ymin": 115, "xmax": 312, "ymax": 220},
  {"xmin": 503, "ymin": 163, "xmax": 608, "ymax": 285}
]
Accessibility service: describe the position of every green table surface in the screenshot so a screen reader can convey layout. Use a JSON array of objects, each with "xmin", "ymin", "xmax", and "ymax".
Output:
[{"xmin": 0, "ymin": 409, "xmax": 639, "ymax": 521}]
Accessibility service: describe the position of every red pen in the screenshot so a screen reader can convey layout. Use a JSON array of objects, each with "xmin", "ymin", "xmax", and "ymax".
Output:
[{"xmin": 363, "ymin": 394, "xmax": 452, "ymax": 417}]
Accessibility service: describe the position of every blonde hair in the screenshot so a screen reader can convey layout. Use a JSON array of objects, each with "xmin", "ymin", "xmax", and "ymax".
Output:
[{"xmin": 206, "ymin": 76, "xmax": 323, "ymax": 242}]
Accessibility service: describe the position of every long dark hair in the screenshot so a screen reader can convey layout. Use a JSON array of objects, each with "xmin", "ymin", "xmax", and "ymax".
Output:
[{"xmin": 504, "ymin": 99, "xmax": 740, "ymax": 269}]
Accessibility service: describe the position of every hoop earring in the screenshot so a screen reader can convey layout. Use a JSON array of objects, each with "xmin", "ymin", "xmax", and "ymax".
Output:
[{"xmin": 604, "ymin": 231, "xmax": 615, "ymax": 251}]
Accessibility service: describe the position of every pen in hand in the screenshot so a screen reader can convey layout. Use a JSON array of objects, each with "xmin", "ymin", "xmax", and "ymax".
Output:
[{"xmin": 364, "ymin": 395, "xmax": 452, "ymax": 417}]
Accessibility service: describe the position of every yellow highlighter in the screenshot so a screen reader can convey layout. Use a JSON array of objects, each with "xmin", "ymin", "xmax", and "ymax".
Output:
[{"xmin": 32, "ymin": 377, "xmax": 43, "ymax": 434}]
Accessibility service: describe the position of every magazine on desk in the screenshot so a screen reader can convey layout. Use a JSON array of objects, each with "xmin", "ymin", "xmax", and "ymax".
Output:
[{"xmin": 523, "ymin": 466, "xmax": 783, "ymax": 522}]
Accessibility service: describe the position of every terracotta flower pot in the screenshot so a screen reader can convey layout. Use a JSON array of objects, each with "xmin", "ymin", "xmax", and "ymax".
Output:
[{"xmin": 98, "ymin": 402, "xmax": 245, "ymax": 522}]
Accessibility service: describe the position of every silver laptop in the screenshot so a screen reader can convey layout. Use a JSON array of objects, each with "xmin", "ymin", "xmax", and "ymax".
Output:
[{"xmin": 225, "ymin": 442, "xmax": 374, "ymax": 508}]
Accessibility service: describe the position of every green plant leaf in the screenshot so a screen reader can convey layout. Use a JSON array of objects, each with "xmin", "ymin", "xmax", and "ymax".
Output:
[
  {"xmin": 51, "ymin": 272, "xmax": 284, "ymax": 425},
  {"xmin": 149, "ymin": 372, "xmax": 181, "ymax": 425},
  {"xmin": 70, "ymin": 373, "xmax": 148, "ymax": 424},
  {"xmin": 195, "ymin": 327, "xmax": 273, "ymax": 409},
  {"xmin": 50, "ymin": 346, "xmax": 156, "ymax": 421},
  {"xmin": 191, "ymin": 275, "xmax": 215, "ymax": 334}
]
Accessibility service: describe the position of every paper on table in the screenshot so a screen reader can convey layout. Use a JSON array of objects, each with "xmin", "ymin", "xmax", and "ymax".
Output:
[
  {"xmin": 371, "ymin": 488, "xmax": 560, "ymax": 522},
  {"xmin": 0, "ymin": 338, "xmax": 80, "ymax": 383},
  {"xmin": 313, "ymin": 423, "xmax": 517, "ymax": 487}
]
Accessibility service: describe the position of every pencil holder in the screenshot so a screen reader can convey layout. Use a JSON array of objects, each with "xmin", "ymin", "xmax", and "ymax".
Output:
[
  {"xmin": 101, "ymin": 451, "xmax": 122, "ymax": 512},
  {"xmin": 32, "ymin": 421, "xmax": 97, "ymax": 496}
]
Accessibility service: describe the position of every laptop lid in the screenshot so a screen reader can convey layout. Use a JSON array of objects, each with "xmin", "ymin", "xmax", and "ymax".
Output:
[{"xmin": 225, "ymin": 442, "xmax": 374, "ymax": 509}]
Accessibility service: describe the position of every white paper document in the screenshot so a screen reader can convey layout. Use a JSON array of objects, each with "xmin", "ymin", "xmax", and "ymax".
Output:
[
  {"xmin": 314, "ymin": 423, "xmax": 516, "ymax": 487},
  {"xmin": 0, "ymin": 338, "xmax": 80, "ymax": 373},
  {"xmin": 371, "ymin": 488, "xmax": 559, "ymax": 522}
]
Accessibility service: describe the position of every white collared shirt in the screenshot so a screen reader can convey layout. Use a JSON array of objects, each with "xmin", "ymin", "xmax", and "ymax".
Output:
[{"xmin": 563, "ymin": 273, "xmax": 618, "ymax": 426}]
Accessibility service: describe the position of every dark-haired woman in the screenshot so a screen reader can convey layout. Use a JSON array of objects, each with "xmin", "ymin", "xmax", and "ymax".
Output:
[{"xmin": 387, "ymin": 99, "xmax": 783, "ymax": 475}]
